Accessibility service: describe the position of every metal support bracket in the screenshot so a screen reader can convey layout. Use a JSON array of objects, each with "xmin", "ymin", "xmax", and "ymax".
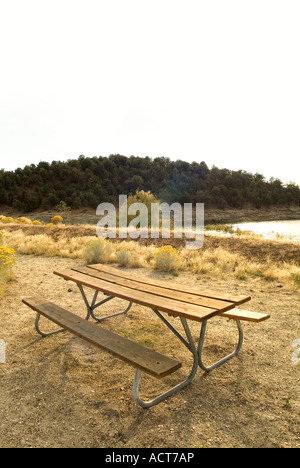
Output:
[
  {"xmin": 198, "ymin": 319, "xmax": 244, "ymax": 372},
  {"xmin": 77, "ymin": 284, "xmax": 133, "ymax": 322},
  {"xmin": 35, "ymin": 313, "xmax": 65, "ymax": 337}
]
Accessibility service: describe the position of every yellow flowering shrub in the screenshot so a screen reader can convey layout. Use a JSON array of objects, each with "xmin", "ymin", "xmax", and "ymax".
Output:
[
  {"xmin": 16, "ymin": 217, "xmax": 31, "ymax": 224},
  {"xmin": 154, "ymin": 245, "xmax": 181, "ymax": 272},
  {"xmin": 0, "ymin": 217, "xmax": 14, "ymax": 224},
  {"xmin": 0, "ymin": 245, "xmax": 16, "ymax": 295},
  {"xmin": 51, "ymin": 215, "xmax": 63, "ymax": 225}
]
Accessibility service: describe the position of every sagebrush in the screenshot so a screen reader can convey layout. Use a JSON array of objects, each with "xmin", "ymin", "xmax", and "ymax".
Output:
[
  {"xmin": 83, "ymin": 238, "xmax": 114, "ymax": 264},
  {"xmin": 0, "ymin": 233, "xmax": 16, "ymax": 295}
]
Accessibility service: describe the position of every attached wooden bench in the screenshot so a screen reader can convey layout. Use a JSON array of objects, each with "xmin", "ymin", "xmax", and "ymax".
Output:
[
  {"xmin": 22, "ymin": 296, "xmax": 182, "ymax": 379},
  {"xmin": 220, "ymin": 309, "xmax": 270, "ymax": 322}
]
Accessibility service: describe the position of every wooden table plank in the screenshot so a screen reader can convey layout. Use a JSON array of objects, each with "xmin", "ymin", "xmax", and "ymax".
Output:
[
  {"xmin": 89, "ymin": 264, "xmax": 251, "ymax": 306},
  {"xmin": 54, "ymin": 269, "xmax": 223, "ymax": 322},
  {"xmin": 72, "ymin": 265, "xmax": 236, "ymax": 312}
]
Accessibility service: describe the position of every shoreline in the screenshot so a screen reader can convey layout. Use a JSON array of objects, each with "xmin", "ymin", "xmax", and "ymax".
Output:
[
  {"xmin": 1, "ymin": 222, "xmax": 300, "ymax": 266},
  {"xmin": 1, "ymin": 205, "xmax": 300, "ymax": 226},
  {"xmin": 204, "ymin": 205, "xmax": 300, "ymax": 224}
]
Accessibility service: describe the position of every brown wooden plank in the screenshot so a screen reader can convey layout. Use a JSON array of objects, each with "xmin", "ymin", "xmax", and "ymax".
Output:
[
  {"xmin": 22, "ymin": 297, "xmax": 182, "ymax": 379},
  {"xmin": 72, "ymin": 265, "xmax": 236, "ymax": 313},
  {"xmin": 219, "ymin": 309, "xmax": 270, "ymax": 323},
  {"xmin": 54, "ymin": 269, "xmax": 222, "ymax": 322},
  {"xmin": 89, "ymin": 264, "xmax": 251, "ymax": 305}
]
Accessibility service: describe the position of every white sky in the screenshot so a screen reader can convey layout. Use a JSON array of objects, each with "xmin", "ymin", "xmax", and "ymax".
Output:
[{"xmin": 0, "ymin": 0, "xmax": 300, "ymax": 185}]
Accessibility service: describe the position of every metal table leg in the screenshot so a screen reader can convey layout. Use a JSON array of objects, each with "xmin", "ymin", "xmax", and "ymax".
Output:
[
  {"xmin": 132, "ymin": 312, "xmax": 245, "ymax": 407},
  {"xmin": 198, "ymin": 319, "xmax": 244, "ymax": 372},
  {"xmin": 132, "ymin": 318, "xmax": 199, "ymax": 408}
]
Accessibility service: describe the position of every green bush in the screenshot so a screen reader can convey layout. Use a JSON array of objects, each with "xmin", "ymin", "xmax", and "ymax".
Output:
[
  {"xmin": 56, "ymin": 201, "xmax": 71, "ymax": 212},
  {"xmin": 83, "ymin": 238, "xmax": 114, "ymax": 264},
  {"xmin": 126, "ymin": 190, "xmax": 160, "ymax": 227}
]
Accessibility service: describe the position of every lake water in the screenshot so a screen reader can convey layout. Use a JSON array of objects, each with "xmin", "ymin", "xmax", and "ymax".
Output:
[{"xmin": 233, "ymin": 220, "xmax": 300, "ymax": 242}]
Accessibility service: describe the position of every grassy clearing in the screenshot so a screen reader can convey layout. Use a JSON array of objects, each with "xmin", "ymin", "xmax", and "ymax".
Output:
[{"xmin": 1, "ymin": 227, "xmax": 300, "ymax": 290}]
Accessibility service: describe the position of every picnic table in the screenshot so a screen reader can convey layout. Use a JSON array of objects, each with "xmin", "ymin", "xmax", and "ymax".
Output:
[{"xmin": 23, "ymin": 264, "xmax": 270, "ymax": 408}]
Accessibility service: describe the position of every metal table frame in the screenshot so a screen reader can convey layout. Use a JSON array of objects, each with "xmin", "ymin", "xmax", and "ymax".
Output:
[{"xmin": 134, "ymin": 309, "xmax": 243, "ymax": 408}]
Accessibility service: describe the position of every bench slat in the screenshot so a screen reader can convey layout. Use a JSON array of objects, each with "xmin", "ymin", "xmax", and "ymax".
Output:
[
  {"xmin": 54, "ymin": 269, "xmax": 223, "ymax": 322},
  {"xmin": 89, "ymin": 264, "xmax": 251, "ymax": 306},
  {"xmin": 22, "ymin": 297, "xmax": 182, "ymax": 379},
  {"xmin": 219, "ymin": 309, "xmax": 270, "ymax": 322},
  {"xmin": 72, "ymin": 266, "xmax": 236, "ymax": 313}
]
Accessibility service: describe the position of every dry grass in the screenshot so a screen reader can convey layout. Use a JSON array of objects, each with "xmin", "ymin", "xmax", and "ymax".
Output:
[
  {"xmin": 181, "ymin": 244, "xmax": 300, "ymax": 288},
  {"xmin": 2, "ymin": 230, "xmax": 93, "ymax": 259},
  {"xmin": 1, "ymin": 226, "xmax": 300, "ymax": 290}
]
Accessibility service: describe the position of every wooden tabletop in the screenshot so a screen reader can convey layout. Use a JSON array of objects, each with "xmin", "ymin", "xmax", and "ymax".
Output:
[{"xmin": 54, "ymin": 264, "xmax": 251, "ymax": 323}]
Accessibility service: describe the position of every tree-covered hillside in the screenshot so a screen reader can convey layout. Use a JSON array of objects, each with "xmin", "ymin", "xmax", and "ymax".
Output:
[{"xmin": 0, "ymin": 154, "xmax": 299, "ymax": 212}]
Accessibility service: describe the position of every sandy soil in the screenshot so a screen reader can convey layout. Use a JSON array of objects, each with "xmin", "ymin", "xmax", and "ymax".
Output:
[{"xmin": 0, "ymin": 254, "xmax": 300, "ymax": 448}]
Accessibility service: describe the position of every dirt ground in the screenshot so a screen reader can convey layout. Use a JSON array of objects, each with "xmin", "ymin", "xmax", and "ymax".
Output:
[{"xmin": 0, "ymin": 254, "xmax": 300, "ymax": 448}]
